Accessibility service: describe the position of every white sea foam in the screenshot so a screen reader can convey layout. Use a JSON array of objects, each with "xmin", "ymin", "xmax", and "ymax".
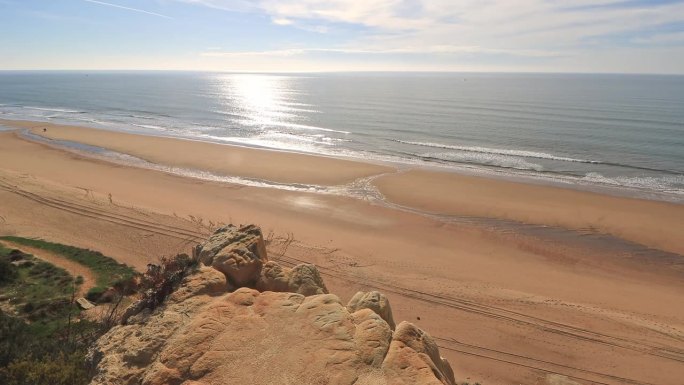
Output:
[
  {"xmin": 129, "ymin": 114, "xmax": 156, "ymax": 120},
  {"xmin": 237, "ymin": 118, "xmax": 350, "ymax": 134},
  {"xmin": 422, "ymin": 151, "xmax": 544, "ymax": 171},
  {"xmin": 398, "ymin": 140, "xmax": 597, "ymax": 163},
  {"xmin": 132, "ymin": 123, "xmax": 167, "ymax": 131},
  {"xmin": 22, "ymin": 106, "xmax": 83, "ymax": 114},
  {"xmin": 201, "ymin": 134, "xmax": 326, "ymax": 154},
  {"xmin": 582, "ymin": 172, "xmax": 684, "ymax": 194},
  {"xmin": 259, "ymin": 131, "xmax": 341, "ymax": 146},
  {"xmin": 4, "ymin": 72, "xmax": 681, "ymax": 203}
]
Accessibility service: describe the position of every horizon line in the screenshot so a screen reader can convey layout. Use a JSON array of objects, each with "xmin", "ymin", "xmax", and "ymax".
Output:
[{"xmin": 0, "ymin": 69, "xmax": 683, "ymax": 76}]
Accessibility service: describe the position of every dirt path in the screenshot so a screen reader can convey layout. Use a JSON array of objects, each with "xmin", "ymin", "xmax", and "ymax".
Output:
[{"xmin": 0, "ymin": 240, "xmax": 96, "ymax": 297}]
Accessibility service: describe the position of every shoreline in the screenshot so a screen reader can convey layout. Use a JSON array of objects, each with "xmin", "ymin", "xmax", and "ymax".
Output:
[
  {"xmin": 0, "ymin": 119, "xmax": 394, "ymax": 186},
  {"xmin": 13, "ymin": 122, "xmax": 684, "ymax": 265},
  {"xmin": 1, "ymin": 123, "xmax": 683, "ymax": 385},
  {"xmin": 1, "ymin": 117, "xmax": 681, "ymax": 204},
  {"xmin": 1, "ymin": 118, "xmax": 683, "ymax": 257},
  {"xmin": 374, "ymin": 169, "xmax": 684, "ymax": 256}
]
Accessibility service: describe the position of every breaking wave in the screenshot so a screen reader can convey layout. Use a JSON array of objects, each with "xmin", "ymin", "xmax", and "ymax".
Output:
[{"xmin": 397, "ymin": 140, "xmax": 598, "ymax": 163}]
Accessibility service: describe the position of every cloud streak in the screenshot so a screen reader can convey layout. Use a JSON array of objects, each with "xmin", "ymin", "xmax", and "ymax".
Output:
[
  {"xmin": 180, "ymin": 0, "xmax": 684, "ymax": 52},
  {"xmin": 82, "ymin": 0, "xmax": 173, "ymax": 19},
  {"xmin": 201, "ymin": 46, "xmax": 563, "ymax": 58},
  {"xmin": 172, "ymin": 0, "xmax": 684, "ymax": 72}
]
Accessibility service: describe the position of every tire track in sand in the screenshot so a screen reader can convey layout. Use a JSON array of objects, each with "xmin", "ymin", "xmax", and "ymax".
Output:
[{"xmin": 1, "ymin": 177, "xmax": 680, "ymax": 385}]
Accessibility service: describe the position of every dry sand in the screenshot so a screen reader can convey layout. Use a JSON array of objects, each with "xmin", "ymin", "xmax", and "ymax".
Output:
[{"xmin": 0, "ymin": 124, "xmax": 682, "ymax": 385}]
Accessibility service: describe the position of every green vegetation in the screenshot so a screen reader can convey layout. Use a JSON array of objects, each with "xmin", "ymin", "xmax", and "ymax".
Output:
[
  {"xmin": 0, "ymin": 350, "xmax": 91, "ymax": 385},
  {"xmin": 0, "ymin": 310, "xmax": 100, "ymax": 385},
  {"xmin": 0, "ymin": 236, "xmax": 136, "ymax": 302},
  {"xmin": 0, "ymin": 247, "xmax": 77, "ymax": 337},
  {"xmin": 0, "ymin": 243, "xmax": 114, "ymax": 385},
  {"xmin": 0, "ymin": 245, "xmax": 18, "ymax": 284},
  {"xmin": 0, "ymin": 239, "xmax": 196, "ymax": 384},
  {"xmin": 0, "ymin": 238, "xmax": 203, "ymax": 383}
]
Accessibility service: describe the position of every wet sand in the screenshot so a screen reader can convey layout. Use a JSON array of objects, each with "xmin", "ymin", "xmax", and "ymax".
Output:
[
  {"xmin": 0, "ymin": 124, "xmax": 682, "ymax": 385},
  {"xmin": 374, "ymin": 169, "xmax": 684, "ymax": 256},
  {"xmin": 0, "ymin": 119, "xmax": 392, "ymax": 186}
]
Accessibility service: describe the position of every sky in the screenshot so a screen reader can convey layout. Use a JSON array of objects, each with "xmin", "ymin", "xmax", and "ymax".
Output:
[{"xmin": 1, "ymin": 0, "xmax": 684, "ymax": 73}]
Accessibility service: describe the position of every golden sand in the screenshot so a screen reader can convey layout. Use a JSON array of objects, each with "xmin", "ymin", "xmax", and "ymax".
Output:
[{"xmin": 1, "ymin": 122, "xmax": 682, "ymax": 385}]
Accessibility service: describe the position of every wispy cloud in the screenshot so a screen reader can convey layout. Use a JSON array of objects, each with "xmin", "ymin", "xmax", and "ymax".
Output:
[
  {"xmin": 124, "ymin": 0, "xmax": 684, "ymax": 72},
  {"xmin": 558, "ymin": 0, "xmax": 683, "ymax": 11},
  {"xmin": 201, "ymin": 46, "xmax": 563, "ymax": 58},
  {"xmin": 82, "ymin": 0, "xmax": 173, "ymax": 19},
  {"xmin": 178, "ymin": 0, "xmax": 684, "ymax": 52},
  {"xmin": 633, "ymin": 31, "xmax": 684, "ymax": 44},
  {"xmin": 170, "ymin": 0, "xmax": 253, "ymax": 13}
]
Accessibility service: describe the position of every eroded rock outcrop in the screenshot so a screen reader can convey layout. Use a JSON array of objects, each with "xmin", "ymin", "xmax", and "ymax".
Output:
[
  {"xmin": 88, "ymin": 225, "xmax": 456, "ymax": 385},
  {"xmin": 348, "ymin": 290, "xmax": 396, "ymax": 330},
  {"xmin": 196, "ymin": 224, "xmax": 269, "ymax": 288}
]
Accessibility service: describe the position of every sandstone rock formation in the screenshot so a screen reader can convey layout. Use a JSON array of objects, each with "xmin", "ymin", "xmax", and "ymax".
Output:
[
  {"xmin": 196, "ymin": 224, "xmax": 328, "ymax": 296},
  {"xmin": 348, "ymin": 290, "xmax": 396, "ymax": 330},
  {"xmin": 196, "ymin": 224, "xmax": 269, "ymax": 288},
  {"xmin": 88, "ymin": 225, "xmax": 457, "ymax": 385}
]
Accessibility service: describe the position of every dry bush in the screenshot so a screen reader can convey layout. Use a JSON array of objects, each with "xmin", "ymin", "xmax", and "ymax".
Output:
[{"xmin": 136, "ymin": 253, "xmax": 199, "ymax": 312}]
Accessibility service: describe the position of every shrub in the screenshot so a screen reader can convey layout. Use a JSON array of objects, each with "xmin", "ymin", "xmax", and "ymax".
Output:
[
  {"xmin": 22, "ymin": 302, "xmax": 35, "ymax": 313},
  {"xmin": 0, "ymin": 304, "xmax": 113, "ymax": 384},
  {"xmin": 138, "ymin": 253, "xmax": 198, "ymax": 311},
  {"xmin": 0, "ymin": 311, "xmax": 36, "ymax": 367},
  {"xmin": 86, "ymin": 287, "xmax": 107, "ymax": 303},
  {"xmin": 7, "ymin": 250, "xmax": 27, "ymax": 262},
  {"xmin": 0, "ymin": 349, "xmax": 90, "ymax": 385},
  {"xmin": 0, "ymin": 258, "xmax": 17, "ymax": 284}
]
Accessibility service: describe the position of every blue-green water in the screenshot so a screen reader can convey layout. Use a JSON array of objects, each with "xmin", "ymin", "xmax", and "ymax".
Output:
[{"xmin": 0, "ymin": 72, "xmax": 682, "ymax": 200}]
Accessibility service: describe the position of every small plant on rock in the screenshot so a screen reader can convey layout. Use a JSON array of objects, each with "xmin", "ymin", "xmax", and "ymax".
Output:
[{"xmin": 137, "ymin": 253, "xmax": 199, "ymax": 311}]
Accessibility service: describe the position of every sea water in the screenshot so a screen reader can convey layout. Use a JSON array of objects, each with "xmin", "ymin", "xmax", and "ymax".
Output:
[{"xmin": 0, "ymin": 71, "xmax": 682, "ymax": 200}]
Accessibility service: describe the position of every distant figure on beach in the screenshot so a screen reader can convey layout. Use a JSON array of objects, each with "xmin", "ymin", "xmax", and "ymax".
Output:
[{"xmin": 43, "ymin": 128, "xmax": 46, "ymax": 132}]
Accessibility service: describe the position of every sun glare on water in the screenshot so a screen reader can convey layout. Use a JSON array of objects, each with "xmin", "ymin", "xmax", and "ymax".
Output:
[
  {"xmin": 210, "ymin": 73, "xmax": 348, "ymax": 153},
  {"xmin": 216, "ymin": 73, "xmax": 301, "ymax": 126}
]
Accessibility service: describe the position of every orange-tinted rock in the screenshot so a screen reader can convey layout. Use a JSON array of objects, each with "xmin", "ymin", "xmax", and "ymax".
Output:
[{"xmin": 88, "ymin": 225, "xmax": 456, "ymax": 385}]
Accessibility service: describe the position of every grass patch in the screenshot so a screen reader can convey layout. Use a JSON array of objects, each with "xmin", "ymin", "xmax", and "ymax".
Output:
[
  {"xmin": 0, "ymin": 243, "xmax": 119, "ymax": 384},
  {"xmin": 0, "ymin": 236, "xmax": 136, "ymax": 298},
  {"xmin": 0, "ymin": 249, "xmax": 77, "ymax": 338}
]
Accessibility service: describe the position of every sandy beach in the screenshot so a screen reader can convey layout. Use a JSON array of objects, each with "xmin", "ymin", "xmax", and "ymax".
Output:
[
  {"xmin": 0, "ymin": 119, "xmax": 392, "ymax": 186},
  {"xmin": 1, "ymin": 121, "xmax": 683, "ymax": 385},
  {"xmin": 374, "ymin": 169, "xmax": 684, "ymax": 256}
]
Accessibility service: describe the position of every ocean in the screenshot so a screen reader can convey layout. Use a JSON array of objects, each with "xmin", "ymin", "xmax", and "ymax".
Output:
[{"xmin": 0, "ymin": 71, "xmax": 682, "ymax": 201}]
